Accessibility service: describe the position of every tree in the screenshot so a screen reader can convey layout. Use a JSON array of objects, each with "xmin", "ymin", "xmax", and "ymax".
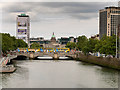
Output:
[
  {"xmin": 82, "ymin": 45, "xmax": 90, "ymax": 55},
  {"xmin": 87, "ymin": 38, "xmax": 99, "ymax": 53},
  {"xmin": 2, "ymin": 33, "xmax": 15, "ymax": 52},
  {"xmin": 30, "ymin": 42, "xmax": 41, "ymax": 49},
  {"xmin": 77, "ymin": 35, "xmax": 88, "ymax": 50},
  {"xmin": 95, "ymin": 35, "xmax": 117, "ymax": 56},
  {"xmin": 66, "ymin": 42, "xmax": 76, "ymax": 49},
  {"xmin": 15, "ymin": 39, "xmax": 28, "ymax": 48},
  {"xmin": 1, "ymin": 33, "xmax": 28, "ymax": 53}
]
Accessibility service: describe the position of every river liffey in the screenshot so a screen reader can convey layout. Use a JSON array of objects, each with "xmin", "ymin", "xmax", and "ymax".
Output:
[{"xmin": 1, "ymin": 60, "xmax": 119, "ymax": 88}]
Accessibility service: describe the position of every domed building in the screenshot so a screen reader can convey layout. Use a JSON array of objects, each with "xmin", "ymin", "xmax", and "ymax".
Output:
[
  {"xmin": 44, "ymin": 32, "xmax": 60, "ymax": 48},
  {"xmin": 51, "ymin": 32, "xmax": 56, "ymax": 43}
]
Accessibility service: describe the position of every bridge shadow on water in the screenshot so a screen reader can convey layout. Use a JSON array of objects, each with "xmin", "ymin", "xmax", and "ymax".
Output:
[
  {"xmin": 12, "ymin": 55, "xmax": 73, "ymax": 60},
  {"xmin": 12, "ymin": 55, "xmax": 28, "ymax": 60}
]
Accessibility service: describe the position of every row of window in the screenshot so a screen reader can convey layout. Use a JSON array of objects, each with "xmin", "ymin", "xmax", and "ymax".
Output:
[{"xmin": 110, "ymin": 10, "xmax": 120, "ymax": 13}]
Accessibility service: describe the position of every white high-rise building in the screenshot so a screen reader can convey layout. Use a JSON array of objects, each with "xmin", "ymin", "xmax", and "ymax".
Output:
[{"xmin": 16, "ymin": 13, "xmax": 30, "ymax": 45}]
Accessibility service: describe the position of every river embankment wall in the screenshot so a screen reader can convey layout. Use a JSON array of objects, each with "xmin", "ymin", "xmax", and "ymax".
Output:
[{"xmin": 75, "ymin": 53, "xmax": 120, "ymax": 70}]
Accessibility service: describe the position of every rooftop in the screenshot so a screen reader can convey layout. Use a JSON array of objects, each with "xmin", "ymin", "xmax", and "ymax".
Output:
[
  {"xmin": 18, "ymin": 13, "xmax": 29, "ymax": 17},
  {"xmin": 105, "ymin": 6, "xmax": 120, "ymax": 9}
]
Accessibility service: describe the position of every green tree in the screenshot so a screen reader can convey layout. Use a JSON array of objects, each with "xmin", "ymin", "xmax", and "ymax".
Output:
[
  {"xmin": 30, "ymin": 42, "xmax": 41, "ymax": 49},
  {"xmin": 77, "ymin": 35, "xmax": 88, "ymax": 50},
  {"xmin": 95, "ymin": 35, "xmax": 117, "ymax": 56},
  {"xmin": 66, "ymin": 42, "xmax": 76, "ymax": 49},
  {"xmin": 2, "ymin": 33, "xmax": 15, "ymax": 52},
  {"xmin": 1, "ymin": 33, "xmax": 28, "ymax": 53},
  {"xmin": 87, "ymin": 38, "xmax": 99, "ymax": 53},
  {"xmin": 15, "ymin": 39, "xmax": 28, "ymax": 48}
]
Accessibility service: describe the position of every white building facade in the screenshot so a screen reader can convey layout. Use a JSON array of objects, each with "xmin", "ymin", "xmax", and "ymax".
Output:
[{"xmin": 16, "ymin": 13, "xmax": 30, "ymax": 45}]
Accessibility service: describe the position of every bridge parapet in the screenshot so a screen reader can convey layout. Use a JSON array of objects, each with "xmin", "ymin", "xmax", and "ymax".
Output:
[{"xmin": 16, "ymin": 52, "xmax": 77, "ymax": 59}]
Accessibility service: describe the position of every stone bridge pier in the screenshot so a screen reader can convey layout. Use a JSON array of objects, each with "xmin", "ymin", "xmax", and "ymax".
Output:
[
  {"xmin": 53, "ymin": 52, "xmax": 59, "ymax": 60},
  {"xmin": 29, "ymin": 53, "xmax": 34, "ymax": 59}
]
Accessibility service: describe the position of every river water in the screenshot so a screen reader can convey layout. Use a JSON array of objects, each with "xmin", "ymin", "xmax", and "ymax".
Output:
[{"xmin": 1, "ymin": 60, "xmax": 119, "ymax": 88}]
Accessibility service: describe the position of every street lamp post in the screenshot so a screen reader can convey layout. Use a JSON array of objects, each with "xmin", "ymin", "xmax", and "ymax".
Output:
[
  {"xmin": 116, "ymin": 27, "xmax": 118, "ymax": 58},
  {"xmin": 118, "ymin": 25, "xmax": 120, "ymax": 59}
]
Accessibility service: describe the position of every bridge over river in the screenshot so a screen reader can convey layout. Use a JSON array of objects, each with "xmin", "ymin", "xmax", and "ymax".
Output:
[
  {"xmin": 1, "ymin": 52, "xmax": 120, "ymax": 88},
  {"xmin": 0, "ymin": 52, "xmax": 76, "ymax": 67},
  {"xmin": 16, "ymin": 52, "xmax": 76, "ymax": 60},
  {"xmin": 0, "ymin": 52, "xmax": 75, "ymax": 73}
]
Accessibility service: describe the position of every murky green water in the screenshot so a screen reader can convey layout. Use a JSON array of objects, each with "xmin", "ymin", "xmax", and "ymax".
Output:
[{"xmin": 1, "ymin": 60, "xmax": 119, "ymax": 88}]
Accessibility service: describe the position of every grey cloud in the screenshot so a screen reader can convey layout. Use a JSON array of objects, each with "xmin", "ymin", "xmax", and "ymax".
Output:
[
  {"xmin": 70, "ymin": 13, "xmax": 98, "ymax": 20},
  {"xmin": 40, "ymin": 2, "xmax": 116, "ymax": 13},
  {"xmin": 1, "ymin": 1, "xmax": 118, "ymax": 38},
  {"xmin": 2, "ymin": 2, "xmax": 117, "ymax": 23},
  {"xmin": 3, "ymin": 2, "xmax": 32, "ymax": 13}
]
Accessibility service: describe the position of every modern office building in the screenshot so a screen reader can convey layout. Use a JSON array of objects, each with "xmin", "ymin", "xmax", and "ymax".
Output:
[
  {"xmin": 16, "ymin": 13, "xmax": 30, "ymax": 45},
  {"xmin": 99, "ymin": 7, "xmax": 120, "ymax": 39}
]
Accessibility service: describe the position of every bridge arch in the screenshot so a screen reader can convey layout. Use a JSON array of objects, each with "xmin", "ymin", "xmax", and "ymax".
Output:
[
  {"xmin": 64, "ymin": 55, "xmax": 74, "ymax": 60},
  {"xmin": 13, "ymin": 55, "xmax": 28, "ymax": 60}
]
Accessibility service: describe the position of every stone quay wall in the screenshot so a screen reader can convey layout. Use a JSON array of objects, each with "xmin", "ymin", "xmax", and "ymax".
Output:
[{"xmin": 75, "ymin": 53, "xmax": 120, "ymax": 70}]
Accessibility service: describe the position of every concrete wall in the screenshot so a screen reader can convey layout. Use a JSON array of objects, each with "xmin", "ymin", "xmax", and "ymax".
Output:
[{"xmin": 76, "ymin": 53, "xmax": 120, "ymax": 70}]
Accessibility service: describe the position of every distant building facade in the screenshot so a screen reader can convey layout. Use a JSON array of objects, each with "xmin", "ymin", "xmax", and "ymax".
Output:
[
  {"xmin": 30, "ymin": 37, "xmax": 47, "ymax": 47},
  {"xmin": 45, "ymin": 32, "xmax": 60, "ymax": 48},
  {"xmin": 58, "ymin": 37, "xmax": 77, "ymax": 45},
  {"xmin": 59, "ymin": 37, "xmax": 69, "ymax": 45},
  {"xmin": 91, "ymin": 34, "xmax": 99, "ymax": 40},
  {"xmin": 69, "ymin": 36, "xmax": 75, "ymax": 42},
  {"xmin": 99, "ymin": 7, "xmax": 120, "ymax": 39},
  {"xmin": 30, "ymin": 33, "xmax": 77, "ymax": 48},
  {"xmin": 16, "ymin": 13, "xmax": 30, "ymax": 45},
  {"xmin": 30, "ymin": 32, "xmax": 60, "ymax": 48}
]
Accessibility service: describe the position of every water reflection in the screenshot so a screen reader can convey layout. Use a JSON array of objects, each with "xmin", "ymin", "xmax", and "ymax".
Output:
[
  {"xmin": 2, "ymin": 61, "xmax": 29, "ymax": 88},
  {"xmin": 95, "ymin": 67, "xmax": 118, "ymax": 87},
  {"xmin": 1, "ymin": 60, "xmax": 119, "ymax": 88}
]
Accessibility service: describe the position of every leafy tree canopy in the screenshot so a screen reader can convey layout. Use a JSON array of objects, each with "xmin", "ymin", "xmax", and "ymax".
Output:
[
  {"xmin": 1, "ymin": 33, "xmax": 28, "ymax": 53},
  {"xmin": 66, "ymin": 42, "xmax": 76, "ymax": 49},
  {"xmin": 30, "ymin": 42, "xmax": 41, "ymax": 49}
]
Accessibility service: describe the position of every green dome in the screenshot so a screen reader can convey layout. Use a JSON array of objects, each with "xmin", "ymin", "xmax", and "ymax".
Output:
[
  {"xmin": 52, "ymin": 32, "xmax": 55, "ymax": 37},
  {"xmin": 21, "ymin": 13, "xmax": 26, "ymax": 16},
  {"xmin": 52, "ymin": 34, "xmax": 55, "ymax": 37}
]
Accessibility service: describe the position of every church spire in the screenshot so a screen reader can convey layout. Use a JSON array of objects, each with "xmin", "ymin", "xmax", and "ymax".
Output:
[
  {"xmin": 52, "ymin": 32, "xmax": 55, "ymax": 37},
  {"xmin": 51, "ymin": 32, "xmax": 56, "ymax": 43}
]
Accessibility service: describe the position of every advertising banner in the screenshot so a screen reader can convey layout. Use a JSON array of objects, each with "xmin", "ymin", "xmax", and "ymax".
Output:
[
  {"xmin": 18, "ymin": 29, "xmax": 27, "ymax": 34},
  {"xmin": 17, "ymin": 17, "xmax": 28, "ymax": 27},
  {"xmin": 18, "ymin": 22, "xmax": 26, "ymax": 27}
]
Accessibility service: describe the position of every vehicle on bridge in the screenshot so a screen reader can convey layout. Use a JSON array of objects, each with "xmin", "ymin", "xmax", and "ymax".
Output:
[
  {"xmin": 17, "ymin": 48, "xmax": 70, "ymax": 53},
  {"xmin": 56, "ymin": 48, "xmax": 70, "ymax": 52}
]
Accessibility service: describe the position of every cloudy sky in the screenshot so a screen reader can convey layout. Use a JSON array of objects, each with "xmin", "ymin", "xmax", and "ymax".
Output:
[{"xmin": 0, "ymin": 0, "xmax": 119, "ymax": 39}]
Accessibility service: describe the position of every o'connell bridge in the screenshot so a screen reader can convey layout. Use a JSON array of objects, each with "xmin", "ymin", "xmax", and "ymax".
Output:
[{"xmin": 15, "ymin": 52, "xmax": 76, "ymax": 60}]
